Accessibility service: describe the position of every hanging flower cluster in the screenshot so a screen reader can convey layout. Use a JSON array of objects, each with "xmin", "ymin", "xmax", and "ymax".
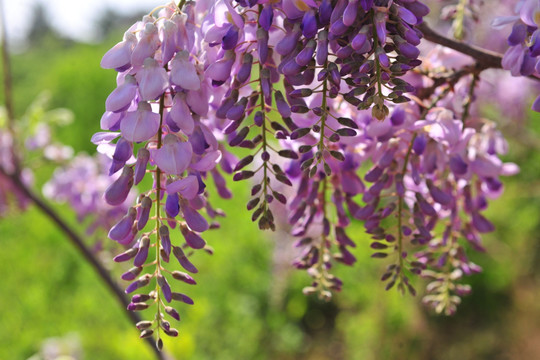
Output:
[
  {"xmin": 94, "ymin": 0, "xmax": 535, "ymax": 350},
  {"xmin": 493, "ymin": 0, "xmax": 540, "ymax": 110}
]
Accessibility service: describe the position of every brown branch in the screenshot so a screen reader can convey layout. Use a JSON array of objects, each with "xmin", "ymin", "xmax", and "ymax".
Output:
[{"xmin": 418, "ymin": 22, "xmax": 503, "ymax": 70}]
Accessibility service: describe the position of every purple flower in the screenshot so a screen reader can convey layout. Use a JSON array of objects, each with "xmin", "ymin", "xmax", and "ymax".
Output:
[
  {"xmin": 151, "ymin": 134, "xmax": 193, "ymax": 176},
  {"xmin": 120, "ymin": 102, "xmax": 160, "ymax": 142}
]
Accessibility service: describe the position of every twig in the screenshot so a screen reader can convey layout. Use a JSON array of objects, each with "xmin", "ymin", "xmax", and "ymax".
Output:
[{"xmin": 418, "ymin": 22, "xmax": 503, "ymax": 69}]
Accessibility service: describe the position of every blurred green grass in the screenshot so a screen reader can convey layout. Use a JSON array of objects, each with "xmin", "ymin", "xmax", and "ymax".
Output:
[{"xmin": 1, "ymin": 30, "xmax": 540, "ymax": 360}]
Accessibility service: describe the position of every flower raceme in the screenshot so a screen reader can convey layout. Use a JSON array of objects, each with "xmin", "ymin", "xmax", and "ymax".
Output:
[
  {"xmin": 95, "ymin": 0, "xmax": 529, "ymax": 350},
  {"xmin": 493, "ymin": 0, "xmax": 540, "ymax": 111}
]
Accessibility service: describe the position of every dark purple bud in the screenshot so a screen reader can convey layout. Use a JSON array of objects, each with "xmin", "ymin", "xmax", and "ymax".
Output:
[
  {"xmin": 330, "ymin": 150, "xmax": 345, "ymax": 161},
  {"xmin": 336, "ymin": 227, "xmax": 355, "ymax": 247},
  {"xmin": 282, "ymin": 59, "xmax": 304, "ymax": 77},
  {"xmin": 251, "ymin": 184, "xmax": 262, "ymax": 196},
  {"xmin": 397, "ymin": 6, "xmax": 417, "ymax": 25},
  {"xmin": 165, "ymin": 192, "xmax": 180, "ymax": 218},
  {"xmin": 259, "ymin": 4, "xmax": 274, "ymax": 31},
  {"xmin": 157, "ymin": 274, "xmax": 172, "ymax": 303},
  {"xmin": 233, "ymin": 170, "xmax": 255, "ymax": 181},
  {"xmin": 337, "ymin": 117, "xmax": 358, "ymax": 129},
  {"xmin": 226, "ymin": 97, "xmax": 248, "ymax": 121},
  {"xmin": 172, "ymin": 292, "xmax": 194, "ymax": 305},
  {"xmin": 398, "ymin": 40, "xmax": 420, "ymax": 59},
  {"xmin": 296, "ymin": 39, "xmax": 316, "ymax": 67},
  {"xmin": 216, "ymin": 90, "xmax": 238, "ymax": 119},
  {"xmin": 159, "ymin": 225, "xmax": 171, "ymax": 258},
  {"xmin": 276, "ymin": 24, "xmax": 301, "ymax": 55},
  {"xmin": 223, "ymin": 119, "xmax": 241, "ymax": 135},
  {"xmin": 229, "ymin": 126, "xmax": 250, "ymax": 147},
  {"xmin": 316, "ymin": 30, "xmax": 329, "ymax": 65},
  {"xmin": 328, "ymin": 133, "xmax": 340, "ymax": 142},
  {"xmin": 256, "ymin": 28, "xmax": 269, "ymax": 64},
  {"xmin": 302, "ymin": 10, "xmax": 318, "ymax": 38},
  {"xmin": 182, "ymin": 204, "xmax": 209, "ymax": 232},
  {"xmin": 275, "ymin": 173, "xmax": 293, "ymax": 186},
  {"xmin": 171, "ymin": 270, "xmax": 197, "ymax": 285},
  {"xmin": 343, "ymin": 0, "xmax": 358, "ymax": 26},
  {"xmin": 275, "ymin": 91, "xmax": 291, "ymax": 118},
  {"xmin": 137, "ymin": 196, "xmax": 152, "ymax": 230},
  {"xmin": 404, "ymin": 1, "xmax": 430, "ymax": 18},
  {"xmin": 222, "ymin": 26, "xmax": 239, "ymax": 50},
  {"xmin": 389, "ymin": 108, "xmax": 405, "ymax": 127},
  {"xmin": 365, "ymin": 166, "xmax": 383, "ymax": 182},
  {"xmin": 110, "ymin": 137, "xmax": 133, "ymax": 175},
  {"xmin": 109, "ymin": 208, "xmax": 136, "ymax": 241},
  {"xmin": 521, "ymin": 53, "xmax": 536, "ymax": 76},
  {"xmin": 336, "ymin": 128, "xmax": 357, "ymax": 137},
  {"xmin": 355, "ymin": 203, "xmax": 375, "ymax": 220},
  {"xmin": 352, "ymin": 32, "xmax": 368, "ymax": 52},
  {"xmin": 133, "ymin": 236, "xmax": 150, "ymax": 267},
  {"xmin": 181, "ymin": 225, "xmax": 206, "ymax": 249},
  {"xmin": 125, "ymin": 274, "xmax": 152, "ymax": 294},
  {"xmin": 114, "ymin": 248, "xmax": 137, "ymax": 263},
  {"xmin": 413, "ymin": 134, "xmax": 427, "ymax": 155},
  {"xmin": 371, "ymin": 242, "xmax": 388, "ymax": 250},
  {"xmin": 127, "ymin": 302, "xmax": 149, "ymax": 311},
  {"xmin": 276, "ymin": 150, "xmax": 296, "ymax": 160},
  {"xmin": 485, "ymin": 177, "xmax": 502, "ymax": 193},
  {"xmin": 319, "ymin": 0, "xmax": 333, "ymax": 25},
  {"xmin": 449, "ymin": 155, "xmax": 468, "ymax": 175},
  {"xmin": 291, "ymin": 104, "xmax": 310, "ymax": 113},
  {"xmin": 139, "ymin": 329, "xmax": 154, "ymax": 338},
  {"xmin": 376, "ymin": 48, "xmax": 390, "ymax": 67},
  {"xmin": 260, "ymin": 68, "xmax": 271, "ymax": 96},
  {"xmin": 378, "ymin": 148, "xmax": 396, "ymax": 168},
  {"xmin": 374, "ymin": 12, "xmax": 387, "ymax": 44},
  {"xmin": 173, "ymin": 246, "xmax": 198, "ymax": 273},
  {"xmin": 472, "ymin": 212, "xmax": 495, "ymax": 233},
  {"xmin": 236, "ymin": 53, "xmax": 253, "ymax": 84},
  {"xmin": 329, "ymin": 18, "xmax": 348, "ymax": 36},
  {"xmin": 290, "ymin": 127, "xmax": 311, "ymax": 139},
  {"xmin": 415, "ymin": 193, "xmax": 437, "ymax": 217},
  {"xmin": 234, "ymin": 155, "xmax": 254, "ymax": 172},
  {"xmin": 336, "ymin": 246, "xmax": 357, "ymax": 265},
  {"xmin": 164, "ymin": 306, "xmax": 180, "ymax": 321},
  {"xmin": 104, "ymin": 166, "xmax": 134, "ymax": 206},
  {"xmin": 121, "ymin": 266, "xmax": 143, "ymax": 281},
  {"xmin": 272, "ymin": 190, "xmax": 286, "ymax": 204},
  {"xmin": 336, "ymin": 45, "xmax": 354, "ymax": 59},
  {"xmin": 253, "ymin": 111, "xmax": 264, "ymax": 127},
  {"xmin": 426, "ymin": 180, "xmax": 452, "ymax": 206},
  {"xmin": 136, "ymin": 321, "xmax": 153, "ymax": 330}
]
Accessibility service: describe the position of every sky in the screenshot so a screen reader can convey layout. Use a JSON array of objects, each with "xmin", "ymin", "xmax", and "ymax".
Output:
[{"xmin": 3, "ymin": 0, "xmax": 164, "ymax": 42}]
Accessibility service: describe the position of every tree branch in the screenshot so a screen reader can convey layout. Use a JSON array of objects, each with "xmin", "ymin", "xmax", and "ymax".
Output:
[{"xmin": 418, "ymin": 22, "xmax": 503, "ymax": 70}]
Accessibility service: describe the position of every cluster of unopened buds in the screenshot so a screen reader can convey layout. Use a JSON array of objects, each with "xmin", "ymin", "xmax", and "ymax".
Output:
[{"xmin": 94, "ymin": 0, "xmax": 536, "ymax": 349}]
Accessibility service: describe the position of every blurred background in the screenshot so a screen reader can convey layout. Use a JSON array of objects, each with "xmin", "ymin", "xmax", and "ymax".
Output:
[{"xmin": 1, "ymin": 1, "xmax": 540, "ymax": 359}]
